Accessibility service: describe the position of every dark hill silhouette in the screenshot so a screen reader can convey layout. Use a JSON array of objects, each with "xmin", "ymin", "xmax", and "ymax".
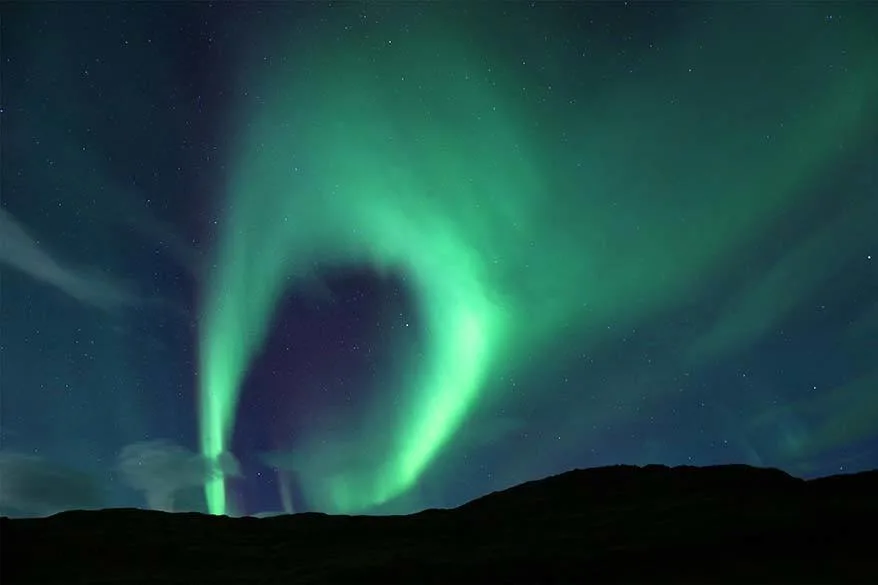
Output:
[{"xmin": 3, "ymin": 464, "xmax": 877, "ymax": 584}]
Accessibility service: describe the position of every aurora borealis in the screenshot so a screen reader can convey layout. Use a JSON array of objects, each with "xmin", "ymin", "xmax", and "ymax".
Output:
[{"xmin": 2, "ymin": 2, "xmax": 877, "ymax": 518}]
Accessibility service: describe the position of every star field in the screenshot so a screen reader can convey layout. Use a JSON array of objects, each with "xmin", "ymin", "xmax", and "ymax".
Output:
[{"xmin": 1, "ymin": 2, "xmax": 876, "ymax": 518}]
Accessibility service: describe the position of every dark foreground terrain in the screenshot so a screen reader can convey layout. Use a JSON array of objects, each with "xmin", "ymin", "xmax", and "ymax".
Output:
[{"xmin": 3, "ymin": 464, "xmax": 877, "ymax": 584}]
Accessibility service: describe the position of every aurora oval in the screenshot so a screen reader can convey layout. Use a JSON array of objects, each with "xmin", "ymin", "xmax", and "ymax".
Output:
[{"xmin": 198, "ymin": 4, "xmax": 878, "ymax": 515}]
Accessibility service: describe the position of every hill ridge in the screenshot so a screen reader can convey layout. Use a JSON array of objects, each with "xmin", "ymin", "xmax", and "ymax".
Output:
[{"xmin": 3, "ymin": 463, "xmax": 877, "ymax": 584}]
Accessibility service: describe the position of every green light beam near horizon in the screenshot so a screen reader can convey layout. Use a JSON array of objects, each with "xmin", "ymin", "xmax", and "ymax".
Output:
[{"xmin": 199, "ymin": 4, "xmax": 878, "ymax": 515}]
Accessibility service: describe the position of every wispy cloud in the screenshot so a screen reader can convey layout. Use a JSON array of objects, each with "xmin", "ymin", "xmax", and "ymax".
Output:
[
  {"xmin": 0, "ymin": 452, "xmax": 103, "ymax": 517},
  {"xmin": 0, "ymin": 208, "xmax": 137, "ymax": 311},
  {"xmin": 117, "ymin": 440, "xmax": 241, "ymax": 512}
]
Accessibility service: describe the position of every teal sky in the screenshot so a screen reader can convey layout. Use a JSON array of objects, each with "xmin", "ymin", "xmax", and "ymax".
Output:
[{"xmin": 1, "ymin": 2, "xmax": 876, "ymax": 518}]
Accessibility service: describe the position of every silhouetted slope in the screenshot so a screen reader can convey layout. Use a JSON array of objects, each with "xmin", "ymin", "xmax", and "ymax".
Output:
[{"xmin": 3, "ymin": 464, "xmax": 877, "ymax": 584}]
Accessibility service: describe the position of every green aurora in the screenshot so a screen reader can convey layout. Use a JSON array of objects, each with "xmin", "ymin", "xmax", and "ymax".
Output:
[{"xmin": 198, "ymin": 5, "xmax": 878, "ymax": 515}]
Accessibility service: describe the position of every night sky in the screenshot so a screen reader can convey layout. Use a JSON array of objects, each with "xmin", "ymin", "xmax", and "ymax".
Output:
[{"xmin": 1, "ymin": 2, "xmax": 876, "ymax": 518}]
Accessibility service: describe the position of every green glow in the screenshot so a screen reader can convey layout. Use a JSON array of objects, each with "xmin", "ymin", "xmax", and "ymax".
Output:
[{"xmin": 199, "ymin": 5, "xmax": 878, "ymax": 514}]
